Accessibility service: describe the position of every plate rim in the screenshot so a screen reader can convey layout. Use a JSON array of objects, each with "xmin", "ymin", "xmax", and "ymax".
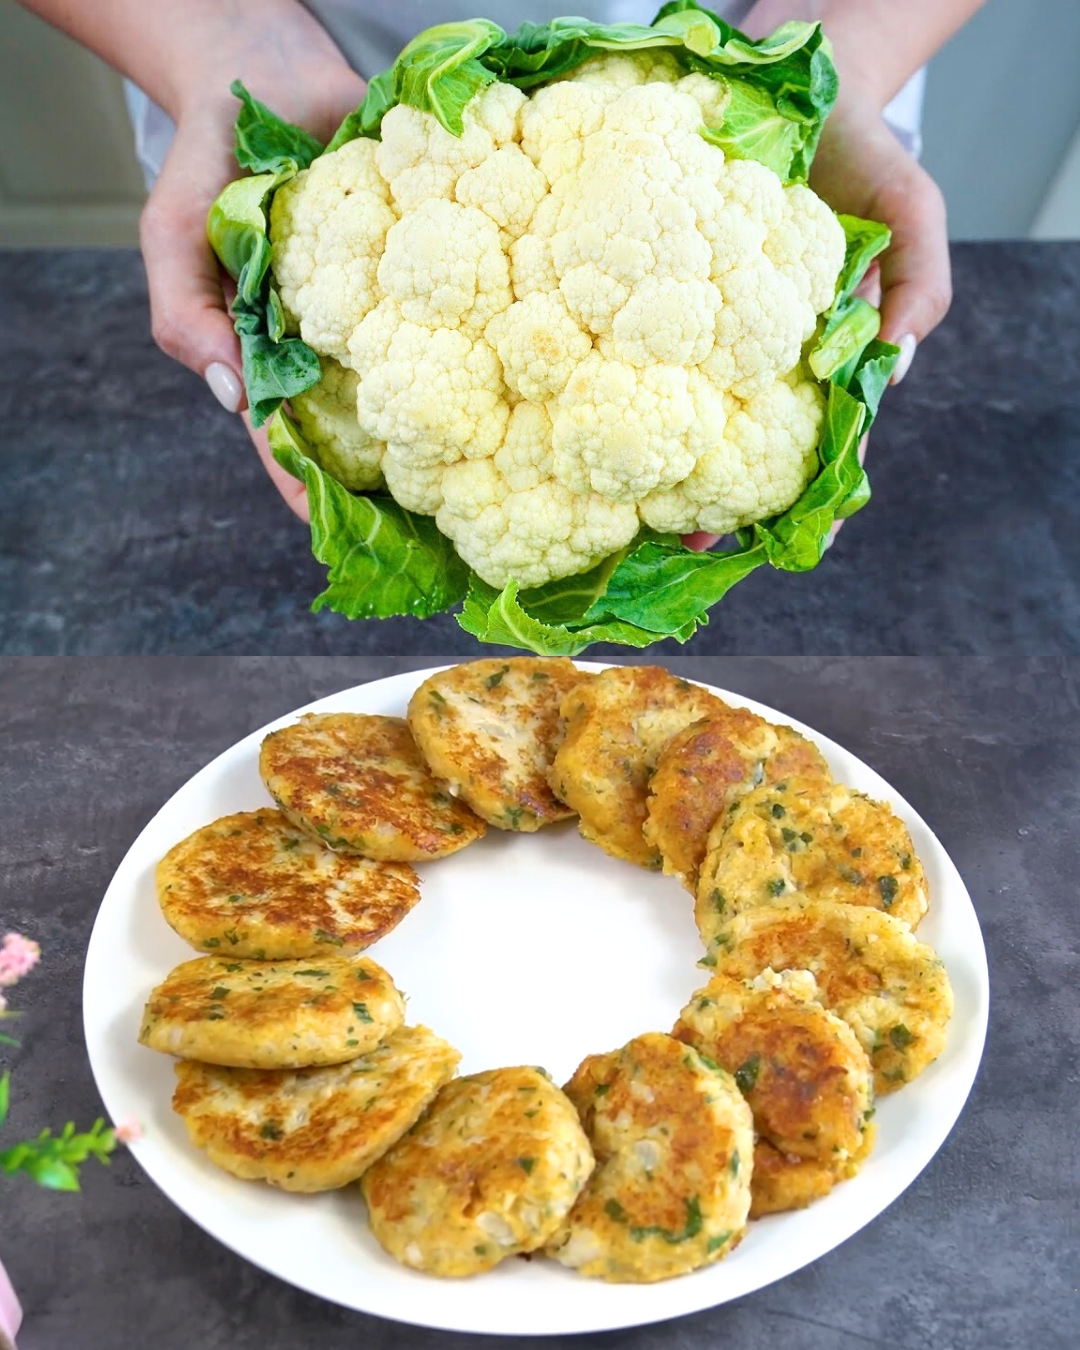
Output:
[{"xmin": 83, "ymin": 662, "xmax": 990, "ymax": 1335}]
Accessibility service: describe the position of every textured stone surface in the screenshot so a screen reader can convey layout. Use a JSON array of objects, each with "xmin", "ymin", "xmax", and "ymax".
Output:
[
  {"xmin": 0, "ymin": 656, "xmax": 1076, "ymax": 1350},
  {"xmin": 1, "ymin": 246, "xmax": 1079, "ymax": 654}
]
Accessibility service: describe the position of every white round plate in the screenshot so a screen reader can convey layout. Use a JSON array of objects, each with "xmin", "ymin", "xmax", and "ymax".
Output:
[{"xmin": 84, "ymin": 664, "xmax": 988, "ymax": 1336}]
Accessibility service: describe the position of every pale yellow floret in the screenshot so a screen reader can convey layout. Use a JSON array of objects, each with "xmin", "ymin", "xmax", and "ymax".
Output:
[
  {"xmin": 486, "ymin": 291, "xmax": 593, "ymax": 402},
  {"xmin": 640, "ymin": 376, "xmax": 824, "ymax": 534},
  {"xmin": 289, "ymin": 357, "xmax": 384, "ymax": 491},
  {"xmin": 377, "ymin": 198, "xmax": 512, "ymax": 336},
  {"xmin": 357, "ymin": 318, "xmax": 508, "ymax": 466},
  {"xmin": 552, "ymin": 352, "xmax": 697, "ymax": 501},
  {"xmin": 436, "ymin": 402, "xmax": 638, "ymax": 587},
  {"xmin": 765, "ymin": 182, "xmax": 849, "ymax": 317},
  {"xmin": 269, "ymin": 139, "xmax": 395, "ymax": 365},
  {"xmin": 455, "ymin": 144, "xmax": 550, "ymax": 238}
]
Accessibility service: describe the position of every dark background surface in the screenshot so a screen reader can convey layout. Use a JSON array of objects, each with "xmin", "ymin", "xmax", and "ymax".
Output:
[
  {"xmin": 1, "ymin": 655, "xmax": 1077, "ymax": 1350},
  {"xmin": 2, "ymin": 244, "xmax": 1080, "ymax": 656}
]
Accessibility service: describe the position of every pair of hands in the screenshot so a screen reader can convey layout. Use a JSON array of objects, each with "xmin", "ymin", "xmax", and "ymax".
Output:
[{"xmin": 141, "ymin": 8, "xmax": 951, "ymax": 540}]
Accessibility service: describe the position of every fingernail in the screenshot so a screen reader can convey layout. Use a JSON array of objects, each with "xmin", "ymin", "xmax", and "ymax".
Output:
[
  {"xmin": 891, "ymin": 334, "xmax": 917, "ymax": 385},
  {"xmin": 205, "ymin": 362, "xmax": 243, "ymax": 412}
]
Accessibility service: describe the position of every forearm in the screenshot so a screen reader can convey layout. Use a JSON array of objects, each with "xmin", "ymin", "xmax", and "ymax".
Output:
[
  {"xmin": 14, "ymin": 0, "xmax": 353, "ymax": 118},
  {"xmin": 744, "ymin": 0, "xmax": 987, "ymax": 107}
]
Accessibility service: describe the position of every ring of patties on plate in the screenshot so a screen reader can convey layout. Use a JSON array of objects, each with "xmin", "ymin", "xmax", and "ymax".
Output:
[{"xmin": 136, "ymin": 660, "xmax": 953, "ymax": 1284}]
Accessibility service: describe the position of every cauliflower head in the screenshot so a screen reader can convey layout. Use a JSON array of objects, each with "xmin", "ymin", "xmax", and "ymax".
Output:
[{"xmin": 269, "ymin": 58, "xmax": 846, "ymax": 590}]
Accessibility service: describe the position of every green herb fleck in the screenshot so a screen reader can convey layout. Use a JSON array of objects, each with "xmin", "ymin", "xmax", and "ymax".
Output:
[
  {"xmin": 204, "ymin": 938, "xmax": 220, "ymax": 948},
  {"xmin": 781, "ymin": 827, "xmax": 797, "ymax": 843},
  {"xmin": 707, "ymin": 1231, "xmax": 733, "ymax": 1255},
  {"xmin": 430, "ymin": 688, "xmax": 447, "ymax": 704},
  {"xmin": 851, "ymin": 846, "xmax": 863, "ymax": 858},
  {"xmin": 729, "ymin": 1150, "xmax": 740, "ymax": 1177},
  {"xmin": 594, "ymin": 1083, "xmax": 611, "ymax": 1097},
  {"xmin": 296, "ymin": 969, "xmax": 329, "ymax": 978},
  {"xmin": 226, "ymin": 893, "xmax": 243, "ymax": 904},
  {"xmin": 205, "ymin": 1009, "xmax": 227, "ymax": 1021},
  {"xmin": 346, "ymin": 1039, "xmax": 359, "ymax": 1047},
  {"xmin": 530, "ymin": 671, "xmax": 549, "ymax": 681},
  {"xmin": 224, "ymin": 963, "xmax": 243, "ymax": 973},
  {"xmin": 504, "ymin": 806, "xmax": 524, "ymax": 830},
  {"xmin": 208, "ymin": 986, "xmax": 230, "ymax": 1000},
  {"xmin": 474, "ymin": 1245, "xmax": 488, "ymax": 1257},
  {"xmin": 734, "ymin": 1053, "xmax": 760, "ymax": 1095},
  {"xmin": 352, "ymin": 1002, "xmax": 373, "ymax": 1023},
  {"xmin": 889, "ymin": 1024, "xmax": 915, "ymax": 1049},
  {"xmin": 486, "ymin": 666, "xmax": 509, "ymax": 689},
  {"xmin": 446, "ymin": 822, "xmax": 465, "ymax": 835},
  {"xmin": 281, "ymin": 836, "xmax": 302, "ymax": 851},
  {"xmin": 698, "ymin": 953, "xmax": 717, "ymax": 969},
  {"xmin": 800, "ymin": 831, "xmax": 813, "ymax": 844},
  {"xmin": 839, "ymin": 866, "xmax": 865, "ymax": 886},
  {"xmin": 770, "ymin": 803, "xmax": 786, "ymax": 818},
  {"xmin": 223, "ymin": 928, "xmax": 240, "ymax": 945},
  {"xmin": 710, "ymin": 888, "xmax": 726, "ymax": 914},
  {"xmin": 878, "ymin": 875, "xmax": 900, "ymax": 907},
  {"xmin": 260, "ymin": 1122, "xmax": 283, "ymax": 1141},
  {"xmin": 766, "ymin": 878, "xmax": 786, "ymax": 897},
  {"xmin": 631, "ymin": 1196, "xmax": 703, "ymax": 1245},
  {"xmin": 355, "ymin": 969, "xmax": 372, "ymax": 981},
  {"xmin": 517, "ymin": 1157, "xmax": 536, "ymax": 1175},
  {"xmin": 900, "ymin": 852, "xmax": 912, "ymax": 870},
  {"xmin": 605, "ymin": 1198, "xmax": 628, "ymax": 1223},
  {"xmin": 314, "ymin": 929, "xmax": 344, "ymax": 946}
]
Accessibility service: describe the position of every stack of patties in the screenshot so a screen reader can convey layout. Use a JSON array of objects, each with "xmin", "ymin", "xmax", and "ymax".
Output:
[
  {"xmin": 137, "ymin": 706, "xmax": 502, "ymax": 1191},
  {"xmin": 548, "ymin": 664, "xmax": 953, "ymax": 1222}
]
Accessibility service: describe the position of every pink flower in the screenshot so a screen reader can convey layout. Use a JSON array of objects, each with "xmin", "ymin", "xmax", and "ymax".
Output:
[
  {"xmin": 0, "ymin": 933, "xmax": 41, "ymax": 988},
  {"xmin": 113, "ymin": 1116, "xmax": 143, "ymax": 1145}
]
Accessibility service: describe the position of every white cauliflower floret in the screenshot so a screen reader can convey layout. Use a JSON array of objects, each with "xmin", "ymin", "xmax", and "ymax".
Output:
[
  {"xmin": 289, "ymin": 357, "xmax": 384, "ymax": 491},
  {"xmin": 552, "ymin": 352, "xmax": 697, "ymax": 501},
  {"xmin": 455, "ymin": 144, "xmax": 549, "ymax": 238},
  {"xmin": 377, "ymin": 198, "xmax": 512, "ymax": 336},
  {"xmin": 765, "ymin": 182, "xmax": 849, "ymax": 317},
  {"xmin": 436, "ymin": 403, "xmax": 638, "ymax": 587},
  {"xmin": 269, "ymin": 62, "xmax": 850, "ymax": 591},
  {"xmin": 356, "ymin": 316, "xmax": 508, "ymax": 465},
  {"xmin": 486, "ymin": 291, "xmax": 592, "ymax": 402},
  {"xmin": 269, "ymin": 138, "xmax": 395, "ymax": 364},
  {"xmin": 640, "ymin": 376, "xmax": 824, "ymax": 535},
  {"xmin": 375, "ymin": 82, "xmax": 526, "ymax": 211}
]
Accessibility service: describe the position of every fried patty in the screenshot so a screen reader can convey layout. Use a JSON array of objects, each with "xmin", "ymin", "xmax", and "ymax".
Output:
[
  {"xmin": 645, "ymin": 711, "xmax": 832, "ymax": 891},
  {"xmin": 138, "ymin": 953, "xmax": 404, "ymax": 1069},
  {"xmin": 362, "ymin": 1065, "xmax": 594, "ymax": 1276},
  {"xmin": 406, "ymin": 658, "xmax": 581, "ymax": 831},
  {"xmin": 259, "ymin": 713, "xmax": 486, "ymax": 861},
  {"xmin": 172, "ymin": 1024, "xmax": 460, "ymax": 1192},
  {"xmin": 549, "ymin": 666, "xmax": 729, "ymax": 868},
  {"xmin": 749, "ymin": 1136, "xmax": 874, "ymax": 1219},
  {"xmin": 674, "ymin": 969, "xmax": 874, "ymax": 1214},
  {"xmin": 707, "ymin": 901, "xmax": 953, "ymax": 1094},
  {"xmin": 156, "ymin": 809, "xmax": 420, "ymax": 959},
  {"xmin": 695, "ymin": 776, "xmax": 929, "ymax": 947},
  {"xmin": 545, "ymin": 1032, "xmax": 753, "ymax": 1283}
]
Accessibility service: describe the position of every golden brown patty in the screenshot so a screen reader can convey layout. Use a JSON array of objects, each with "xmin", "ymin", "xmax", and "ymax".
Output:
[
  {"xmin": 362, "ymin": 1066, "xmax": 594, "ymax": 1276},
  {"xmin": 695, "ymin": 776, "xmax": 929, "ymax": 946},
  {"xmin": 545, "ymin": 1032, "xmax": 753, "ymax": 1283},
  {"xmin": 406, "ymin": 658, "xmax": 581, "ymax": 831},
  {"xmin": 259, "ymin": 713, "xmax": 486, "ymax": 861},
  {"xmin": 172, "ymin": 1024, "xmax": 460, "ymax": 1192},
  {"xmin": 155, "ymin": 809, "xmax": 420, "ymax": 959},
  {"xmin": 138, "ymin": 953, "xmax": 405, "ymax": 1068},
  {"xmin": 673, "ymin": 969, "xmax": 875, "ymax": 1214},
  {"xmin": 706, "ymin": 901, "xmax": 953, "ymax": 1094},
  {"xmin": 549, "ymin": 666, "xmax": 729, "ymax": 868},
  {"xmin": 749, "ymin": 1136, "xmax": 874, "ymax": 1218},
  {"xmin": 645, "ymin": 711, "xmax": 832, "ymax": 891}
]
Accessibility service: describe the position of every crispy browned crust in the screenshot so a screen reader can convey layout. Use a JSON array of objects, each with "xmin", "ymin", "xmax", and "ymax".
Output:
[
  {"xmin": 645, "ymin": 712, "xmax": 831, "ymax": 891},
  {"xmin": 139, "ymin": 953, "xmax": 404, "ymax": 1068},
  {"xmin": 172, "ymin": 1024, "xmax": 460, "ymax": 1192},
  {"xmin": 259, "ymin": 713, "xmax": 485, "ymax": 862},
  {"xmin": 156, "ymin": 809, "xmax": 420, "ymax": 959},
  {"xmin": 407, "ymin": 658, "xmax": 581, "ymax": 831},
  {"xmin": 549, "ymin": 666, "xmax": 730, "ymax": 868},
  {"xmin": 696, "ymin": 777, "xmax": 929, "ymax": 945},
  {"xmin": 709, "ymin": 901, "xmax": 953, "ymax": 1095}
]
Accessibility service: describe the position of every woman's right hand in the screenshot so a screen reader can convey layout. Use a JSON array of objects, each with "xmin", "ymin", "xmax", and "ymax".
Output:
[{"xmin": 136, "ymin": 2, "xmax": 365, "ymax": 514}]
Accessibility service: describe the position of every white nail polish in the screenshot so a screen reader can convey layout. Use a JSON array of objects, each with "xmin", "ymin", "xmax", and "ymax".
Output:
[
  {"xmin": 891, "ymin": 333, "xmax": 917, "ymax": 385},
  {"xmin": 205, "ymin": 361, "xmax": 243, "ymax": 412}
]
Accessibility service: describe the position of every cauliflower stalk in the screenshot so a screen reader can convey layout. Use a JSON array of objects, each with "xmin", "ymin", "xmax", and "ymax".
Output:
[{"xmin": 209, "ymin": 3, "xmax": 899, "ymax": 656}]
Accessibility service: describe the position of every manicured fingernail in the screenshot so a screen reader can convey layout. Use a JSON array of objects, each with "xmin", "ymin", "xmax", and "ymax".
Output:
[
  {"xmin": 891, "ymin": 334, "xmax": 917, "ymax": 385},
  {"xmin": 205, "ymin": 361, "xmax": 243, "ymax": 412}
]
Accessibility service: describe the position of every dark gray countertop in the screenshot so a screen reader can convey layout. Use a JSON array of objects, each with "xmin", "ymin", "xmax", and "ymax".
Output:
[
  {"xmin": 2, "ymin": 655, "xmax": 1077, "ymax": 1350},
  {"xmin": 2, "ymin": 244, "xmax": 1079, "ymax": 656}
]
